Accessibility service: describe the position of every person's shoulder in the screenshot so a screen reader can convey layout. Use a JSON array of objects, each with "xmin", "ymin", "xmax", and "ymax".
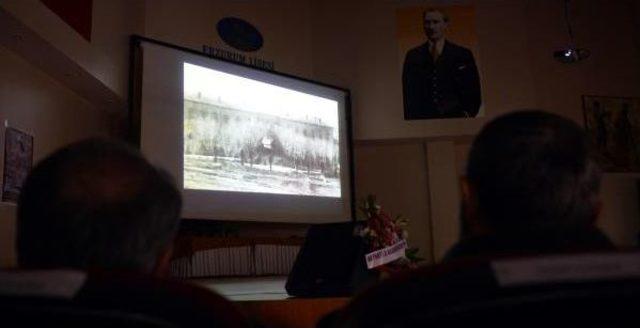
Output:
[
  {"xmin": 445, "ymin": 40, "xmax": 474, "ymax": 57},
  {"xmin": 79, "ymin": 272, "xmax": 250, "ymax": 328},
  {"xmin": 405, "ymin": 42, "xmax": 429, "ymax": 58}
]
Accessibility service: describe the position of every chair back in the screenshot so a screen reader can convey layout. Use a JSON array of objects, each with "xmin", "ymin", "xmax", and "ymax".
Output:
[
  {"xmin": 0, "ymin": 270, "xmax": 249, "ymax": 328},
  {"xmin": 333, "ymin": 252, "xmax": 640, "ymax": 328}
]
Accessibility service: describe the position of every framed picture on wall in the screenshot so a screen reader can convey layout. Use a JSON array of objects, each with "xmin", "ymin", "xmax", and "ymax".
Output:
[
  {"xmin": 582, "ymin": 95, "xmax": 640, "ymax": 172},
  {"xmin": 2, "ymin": 127, "xmax": 33, "ymax": 202},
  {"xmin": 396, "ymin": 4, "xmax": 483, "ymax": 120}
]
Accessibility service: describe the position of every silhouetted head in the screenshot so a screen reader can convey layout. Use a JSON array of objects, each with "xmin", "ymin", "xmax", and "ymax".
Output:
[
  {"xmin": 462, "ymin": 111, "xmax": 601, "ymax": 236},
  {"xmin": 17, "ymin": 139, "xmax": 181, "ymax": 274}
]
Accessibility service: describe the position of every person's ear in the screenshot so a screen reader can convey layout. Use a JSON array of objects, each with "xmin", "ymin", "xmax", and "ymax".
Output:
[
  {"xmin": 460, "ymin": 177, "xmax": 475, "ymax": 218},
  {"xmin": 591, "ymin": 199, "xmax": 603, "ymax": 225},
  {"xmin": 153, "ymin": 245, "xmax": 174, "ymax": 277},
  {"xmin": 460, "ymin": 177, "xmax": 487, "ymax": 236}
]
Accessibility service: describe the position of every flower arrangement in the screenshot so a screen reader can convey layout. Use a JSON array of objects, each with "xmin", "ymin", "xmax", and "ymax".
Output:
[{"xmin": 357, "ymin": 195, "xmax": 422, "ymax": 271}]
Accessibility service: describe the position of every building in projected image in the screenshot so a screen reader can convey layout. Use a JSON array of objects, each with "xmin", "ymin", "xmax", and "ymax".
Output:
[{"xmin": 184, "ymin": 94, "xmax": 341, "ymax": 197}]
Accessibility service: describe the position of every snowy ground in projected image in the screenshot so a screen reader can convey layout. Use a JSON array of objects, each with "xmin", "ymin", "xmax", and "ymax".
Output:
[{"xmin": 184, "ymin": 155, "xmax": 340, "ymax": 197}]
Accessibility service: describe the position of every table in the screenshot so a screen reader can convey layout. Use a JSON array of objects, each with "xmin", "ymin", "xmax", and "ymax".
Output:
[
  {"xmin": 240, "ymin": 297, "xmax": 348, "ymax": 328},
  {"xmin": 195, "ymin": 276, "xmax": 349, "ymax": 328}
]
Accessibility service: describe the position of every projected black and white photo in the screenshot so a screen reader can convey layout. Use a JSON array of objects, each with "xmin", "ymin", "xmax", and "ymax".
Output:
[{"xmin": 183, "ymin": 63, "xmax": 341, "ymax": 197}]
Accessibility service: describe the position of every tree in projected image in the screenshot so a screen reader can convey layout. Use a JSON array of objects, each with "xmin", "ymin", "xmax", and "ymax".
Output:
[{"xmin": 184, "ymin": 99, "xmax": 340, "ymax": 196}]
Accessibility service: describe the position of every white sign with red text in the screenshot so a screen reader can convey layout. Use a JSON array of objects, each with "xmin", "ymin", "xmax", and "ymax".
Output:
[{"xmin": 365, "ymin": 239, "xmax": 407, "ymax": 269}]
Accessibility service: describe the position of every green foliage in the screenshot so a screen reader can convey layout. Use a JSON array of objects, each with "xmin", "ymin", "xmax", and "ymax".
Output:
[{"xmin": 405, "ymin": 247, "xmax": 424, "ymax": 263}]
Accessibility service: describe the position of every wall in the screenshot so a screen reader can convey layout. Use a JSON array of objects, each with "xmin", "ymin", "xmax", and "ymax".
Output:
[
  {"xmin": 309, "ymin": 0, "xmax": 640, "ymax": 256},
  {"xmin": 143, "ymin": 0, "xmax": 315, "ymax": 78},
  {"xmin": 1, "ymin": 0, "xmax": 638, "ymax": 267},
  {"xmin": 307, "ymin": 0, "xmax": 640, "ymax": 139},
  {"xmin": 0, "ymin": 46, "xmax": 110, "ymax": 268},
  {"xmin": 139, "ymin": 0, "xmax": 527, "ymax": 258},
  {"xmin": 0, "ymin": 0, "xmax": 146, "ymax": 267},
  {"xmin": 91, "ymin": 0, "xmax": 146, "ymax": 99},
  {"xmin": 525, "ymin": 0, "xmax": 640, "ymax": 122},
  {"xmin": 129, "ymin": 0, "xmax": 640, "ymax": 255},
  {"xmin": 353, "ymin": 141, "xmax": 433, "ymax": 261},
  {"xmin": 1, "ymin": 0, "xmax": 146, "ymax": 100},
  {"xmin": 599, "ymin": 174, "xmax": 640, "ymax": 247},
  {"xmin": 308, "ymin": 0, "xmax": 536, "ymax": 140}
]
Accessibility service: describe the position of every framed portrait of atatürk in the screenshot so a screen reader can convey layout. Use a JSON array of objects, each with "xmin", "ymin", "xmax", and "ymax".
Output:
[
  {"xmin": 583, "ymin": 95, "xmax": 640, "ymax": 172},
  {"xmin": 2, "ymin": 127, "xmax": 33, "ymax": 202},
  {"xmin": 396, "ymin": 4, "xmax": 483, "ymax": 120}
]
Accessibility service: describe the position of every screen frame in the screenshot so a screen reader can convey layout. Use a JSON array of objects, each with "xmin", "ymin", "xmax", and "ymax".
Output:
[{"xmin": 128, "ymin": 35, "xmax": 356, "ymax": 223}]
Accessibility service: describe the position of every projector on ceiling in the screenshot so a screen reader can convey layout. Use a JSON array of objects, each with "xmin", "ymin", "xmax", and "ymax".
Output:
[
  {"xmin": 553, "ymin": 47, "xmax": 590, "ymax": 64},
  {"xmin": 554, "ymin": 0, "xmax": 590, "ymax": 64}
]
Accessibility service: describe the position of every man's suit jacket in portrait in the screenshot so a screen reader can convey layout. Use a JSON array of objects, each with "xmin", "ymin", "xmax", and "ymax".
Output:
[{"xmin": 402, "ymin": 40, "xmax": 481, "ymax": 119}]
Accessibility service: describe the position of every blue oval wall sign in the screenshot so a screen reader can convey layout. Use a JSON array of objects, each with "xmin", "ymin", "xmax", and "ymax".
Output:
[{"xmin": 217, "ymin": 17, "xmax": 263, "ymax": 52}]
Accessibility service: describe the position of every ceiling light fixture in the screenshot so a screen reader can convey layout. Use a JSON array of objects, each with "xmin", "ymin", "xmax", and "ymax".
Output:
[{"xmin": 553, "ymin": 0, "xmax": 590, "ymax": 64}]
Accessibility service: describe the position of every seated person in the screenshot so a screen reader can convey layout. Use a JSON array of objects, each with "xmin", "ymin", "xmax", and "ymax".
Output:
[
  {"xmin": 322, "ymin": 111, "xmax": 621, "ymax": 328},
  {"xmin": 1, "ymin": 139, "xmax": 248, "ymax": 327},
  {"xmin": 447, "ymin": 110, "xmax": 614, "ymax": 259}
]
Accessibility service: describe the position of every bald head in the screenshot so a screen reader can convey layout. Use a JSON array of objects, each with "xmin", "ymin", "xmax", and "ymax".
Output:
[{"xmin": 17, "ymin": 139, "xmax": 181, "ymax": 272}]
